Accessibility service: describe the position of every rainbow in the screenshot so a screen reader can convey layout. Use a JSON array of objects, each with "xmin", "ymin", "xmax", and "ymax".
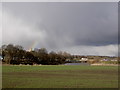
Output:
[{"xmin": 28, "ymin": 41, "xmax": 39, "ymax": 51}]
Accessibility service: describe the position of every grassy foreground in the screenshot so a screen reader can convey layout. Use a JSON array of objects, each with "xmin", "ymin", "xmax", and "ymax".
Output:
[{"xmin": 2, "ymin": 65, "xmax": 118, "ymax": 88}]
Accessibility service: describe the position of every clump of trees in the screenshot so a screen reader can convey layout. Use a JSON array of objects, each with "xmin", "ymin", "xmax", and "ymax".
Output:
[{"xmin": 0, "ymin": 44, "xmax": 71, "ymax": 65}]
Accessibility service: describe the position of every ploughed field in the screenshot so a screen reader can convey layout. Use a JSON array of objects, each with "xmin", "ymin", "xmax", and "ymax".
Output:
[{"xmin": 2, "ymin": 65, "xmax": 118, "ymax": 88}]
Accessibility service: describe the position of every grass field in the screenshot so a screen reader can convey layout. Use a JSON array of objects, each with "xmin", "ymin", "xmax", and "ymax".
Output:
[{"xmin": 2, "ymin": 65, "xmax": 118, "ymax": 88}]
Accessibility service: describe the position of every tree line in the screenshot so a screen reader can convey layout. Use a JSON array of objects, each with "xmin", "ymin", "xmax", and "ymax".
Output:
[{"xmin": 0, "ymin": 44, "xmax": 72, "ymax": 65}]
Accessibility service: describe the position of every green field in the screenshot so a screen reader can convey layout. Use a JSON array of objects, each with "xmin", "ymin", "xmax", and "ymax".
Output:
[{"xmin": 2, "ymin": 65, "xmax": 118, "ymax": 88}]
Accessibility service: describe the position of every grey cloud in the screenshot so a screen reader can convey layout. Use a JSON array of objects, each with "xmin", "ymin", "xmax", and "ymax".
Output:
[{"xmin": 2, "ymin": 2, "xmax": 118, "ymax": 56}]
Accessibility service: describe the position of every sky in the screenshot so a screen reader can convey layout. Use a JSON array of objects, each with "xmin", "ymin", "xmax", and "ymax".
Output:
[{"xmin": 0, "ymin": 2, "xmax": 118, "ymax": 56}]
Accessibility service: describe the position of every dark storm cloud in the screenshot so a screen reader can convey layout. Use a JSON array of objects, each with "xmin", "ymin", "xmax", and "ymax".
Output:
[{"xmin": 2, "ymin": 2, "xmax": 118, "ymax": 56}]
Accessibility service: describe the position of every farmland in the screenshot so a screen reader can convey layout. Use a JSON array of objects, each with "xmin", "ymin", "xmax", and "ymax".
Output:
[{"xmin": 2, "ymin": 65, "xmax": 118, "ymax": 88}]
